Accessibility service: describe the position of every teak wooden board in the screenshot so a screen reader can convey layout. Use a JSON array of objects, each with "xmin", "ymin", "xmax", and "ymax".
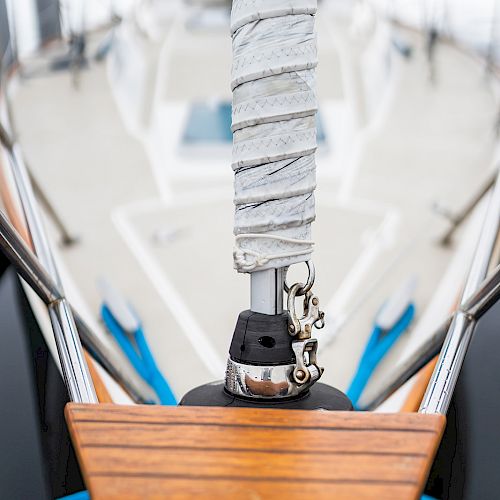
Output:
[{"xmin": 65, "ymin": 403, "xmax": 445, "ymax": 499}]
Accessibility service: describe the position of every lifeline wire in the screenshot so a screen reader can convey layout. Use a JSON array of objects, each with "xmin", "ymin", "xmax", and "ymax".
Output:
[{"xmin": 231, "ymin": 0, "xmax": 318, "ymax": 272}]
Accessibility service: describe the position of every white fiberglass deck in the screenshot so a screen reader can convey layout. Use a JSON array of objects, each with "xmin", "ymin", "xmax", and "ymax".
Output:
[{"xmin": 10, "ymin": 10, "xmax": 499, "ymax": 406}]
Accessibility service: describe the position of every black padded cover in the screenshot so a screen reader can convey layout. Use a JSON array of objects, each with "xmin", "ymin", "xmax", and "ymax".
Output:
[
  {"xmin": 181, "ymin": 381, "xmax": 353, "ymax": 411},
  {"xmin": 229, "ymin": 310, "xmax": 295, "ymax": 365}
]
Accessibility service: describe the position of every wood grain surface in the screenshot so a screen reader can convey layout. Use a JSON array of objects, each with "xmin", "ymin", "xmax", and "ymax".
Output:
[{"xmin": 66, "ymin": 403, "xmax": 445, "ymax": 499}]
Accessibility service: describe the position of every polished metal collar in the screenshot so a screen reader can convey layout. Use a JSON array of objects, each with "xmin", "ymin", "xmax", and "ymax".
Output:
[{"xmin": 225, "ymin": 356, "xmax": 321, "ymax": 399}]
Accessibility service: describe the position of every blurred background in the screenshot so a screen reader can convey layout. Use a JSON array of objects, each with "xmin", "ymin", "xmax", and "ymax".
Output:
[{"xmin": 0, "ymin": 0, "xmax": 499, "ymax": 409}]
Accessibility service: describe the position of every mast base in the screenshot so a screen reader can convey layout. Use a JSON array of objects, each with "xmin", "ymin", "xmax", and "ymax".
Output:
[{"xmin": 180, "ymin": 382, "xmax": 352, "ymax": 411}]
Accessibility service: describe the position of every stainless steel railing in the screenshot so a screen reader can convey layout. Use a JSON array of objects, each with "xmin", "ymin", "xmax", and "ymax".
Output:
[
  {"xmin": 0, "ymin": 203, "xmax": 97, "ymax": 403},
  {"xmin": 420, "ymin": 165, "xmax": 500, "ymax": 414},
  {"xmin": 0, "ymin": 125, "xmax": 97, "ymax": 403},
  {"xmin": 0, "ymin": 122, "xmax": 158, "ymax": 404}
]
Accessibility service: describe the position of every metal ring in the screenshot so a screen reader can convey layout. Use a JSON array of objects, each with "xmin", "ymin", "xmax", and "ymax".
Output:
[{"xmin": 284, "ymin": 261, "xmax": 315, "ymax": 296}]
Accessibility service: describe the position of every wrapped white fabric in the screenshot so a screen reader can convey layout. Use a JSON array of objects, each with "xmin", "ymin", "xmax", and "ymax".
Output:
[
  {"xmin": 231, "ymin": 0, "xmax": 318, "ymax": 272},
  {"xmin": 231, "ymin": 0, "xmax": 317, "ymax": 33}
]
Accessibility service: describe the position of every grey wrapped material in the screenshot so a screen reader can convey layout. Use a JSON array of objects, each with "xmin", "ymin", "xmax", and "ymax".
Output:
[
  {"xmin": 231, "ymin": 0, "xmax": 317, "ymax": 33},
  {"xmin": 232, "ymin": 71, "xmax": 317, "ymax": 130},
  {"xmin": 231, "ymin": 0, "xmax": 318, "ymax": 273},
  {"xmin": 231, "ymin": 14, "xmax": 317, "ymax": 90}
]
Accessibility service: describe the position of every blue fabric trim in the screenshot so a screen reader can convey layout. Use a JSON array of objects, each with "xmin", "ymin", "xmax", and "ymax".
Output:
[
  {"xmin": 56, "ymin": 491, "xmax": 90, "ymax": 500},
  {"xmin": 347, "ymin": 304, "xmax": 415, "ymax": 406},
  {"xmin": 101, "ymin": 305, "xmax": 177, "ymax": 405}
]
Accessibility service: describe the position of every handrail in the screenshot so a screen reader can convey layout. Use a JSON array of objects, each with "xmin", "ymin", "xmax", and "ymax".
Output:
[
  {"xmin": 420, "ymin": 166, "xmax": 500, "ymax": 414},
  {"xmin": 0, "ymin": 123, "xmax": 98, "ymax": 404},
  {"xmin": 0, "ymin": 208, "xmax": 159, "ymax": 404},
  {"xmin": 362, "ymin": 258, "xmax": 500, "ymax": 411},
  {"xmin": 0, "ymin": 208, "xmax": 97, "ymax": 402},
  {"xmin": 0, "ymin": 122, "xmax": 159, "ymax": 404}
]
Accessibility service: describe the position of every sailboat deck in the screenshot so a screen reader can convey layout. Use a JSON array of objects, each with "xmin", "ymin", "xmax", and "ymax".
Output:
[
  {"xmin": 11, "ymin": 28, "xmax": 499, "ymax": 406},
  {"xmin": 66, "ymin": 403, "xmax": 445, "ymax": 499},
  {"xmin": 8, "ymin": 11, "xmax": 500, "ymax": 408}
]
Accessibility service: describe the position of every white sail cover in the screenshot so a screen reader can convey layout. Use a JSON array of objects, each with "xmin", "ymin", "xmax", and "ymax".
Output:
[{"xmin": 231, "ymin": 0, "xmax": 318, "ymax": 273}]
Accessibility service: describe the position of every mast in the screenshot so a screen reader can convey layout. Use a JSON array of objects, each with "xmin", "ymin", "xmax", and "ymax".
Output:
[
  {"xmin": 182, "ymin": 0, "xmax": 351, "ymax": 410},
  {"xmin": 231, "ymin": 0, "xmax": 318, "ymax": 280},
  {"xmin": 229, "ymin": 0, "xmax": 325, "ymax": 398}
]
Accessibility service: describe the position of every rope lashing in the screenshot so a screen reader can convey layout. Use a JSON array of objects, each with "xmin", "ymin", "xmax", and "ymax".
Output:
[{"xmin": 233, "ymin": 234, "xmax": 315, "ymax": 272}]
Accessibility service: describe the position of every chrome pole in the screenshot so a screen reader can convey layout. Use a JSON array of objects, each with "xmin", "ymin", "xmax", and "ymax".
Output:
[
  {"xmin": 9, "ymin": 144, "xmax": 65, "ymax": 287},
  {"xmin": 0, "ymin": 209, "xmax": 97, "ymax": 403},
  {"xmin": 461, "ymin": 266, "xmax": 500, "ymax": 319},
  {"xmin": 420, "ymin": 166, "xmax": 500, "ymax": 415},
  {"xmin": 0, "ymin": 121, "xmax": 93, "ymax": 401},
  {"xmin": 29, "ymin": 170, "xmax": 78, "ymax": 246},
  {"xmin": 5, "ymin": 136, "xmax": 96, "ymax": 403},
  {"xmin": 1, "ymin": 124, "xmax": 158, "ymax": 403},
  {"xmin": 0, "ymin": 109, "xmax": 77, "ymax": 246},
  {"xmin": 0, "ymin": 209, "xmax": 158, "ymax": 404},
  {"xmin": 0, "ymin": 210, "xmax": 60, "ymax": 303},
  {"xmin": 439, "ymin": 171, "xmax": 496, "ymax": 247},
  {"xmin": 363, "ymin": 261, "xmax": 500, "ymax": 411}
]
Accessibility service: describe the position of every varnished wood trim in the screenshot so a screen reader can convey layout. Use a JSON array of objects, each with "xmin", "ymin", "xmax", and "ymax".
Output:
[
  {"xmin": 66, "ymin": 404, "xmax": 446, "ymax": 499},
  {"xmin": 89, "ymin": 471, "xmax": 419, "ymax": 486},
  {"xmin": 72, "ymin": 417, "xmax": 439, "ymax": 433},
  {"xmin": 80, "ymin": 442, "xmax": 428, "ymax": 457},
  {"xmin": 69, "ymin": 404, "xmax": 442, "ymax": 429}
]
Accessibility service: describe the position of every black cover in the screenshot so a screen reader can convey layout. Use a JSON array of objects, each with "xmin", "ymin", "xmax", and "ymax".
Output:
[
  {"xmin": 190, "ymin": 309, "xmax": 353, "ymax": 410},
  {"xmin": 181, "ymin": 381, "xmax": 353, "ymax": 411},
  {"xmin": 229, "ymin": 310, "xmax": 295, "ymax": 365}
]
